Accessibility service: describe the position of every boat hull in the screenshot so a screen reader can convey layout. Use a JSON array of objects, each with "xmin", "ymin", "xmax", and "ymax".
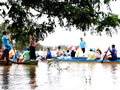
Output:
[
  {"xmin": 0, "ymin": 60, "xmax": 12, "ymax": 65},
  {"xmin": 42, "ymin": 58, "xmax": 120, "ymax": 64},
  {"xmin": 12, "ymin": 60, "xmax": 38, "ymax": 65}
]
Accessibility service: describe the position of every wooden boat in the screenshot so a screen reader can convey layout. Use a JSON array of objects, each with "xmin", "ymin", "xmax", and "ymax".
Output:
[
  {"xmin": 12, "ymin": 60, "xmax": 38, "ymax": 65},
  {"xmin": 0, "ymin": 60, "xmax": 12, "ymax": 65},
  {"xmin": 42, "ymin": 57, "xmax": 120, "ymax": 64}
]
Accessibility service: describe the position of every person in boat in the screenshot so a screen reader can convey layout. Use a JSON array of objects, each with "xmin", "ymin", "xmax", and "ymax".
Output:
[
  {"xmin": 108, "ymin": 44, "xmax": 117, "ymax": 61},
  {"xmin": 71, "ymin": 49, "xmax": 76, "ymax": 57},
  {"xmin": 80, "ymin": 37, "xmax": 86, "ymax": 57},
  {"xmin": 102, "ymin": 51, "xmax": 109, "ymax": 60},
  {"xmin": 93, "ymin": 50, "xmax": 100, "ymax": 58},
  {"xmin": 87, "ymin": 48, "xmax": 96, "ymax": 60},
  {"xmin": 56, "ymin": 46, "xmax": 62, "ymax": 57},
  {"xmin": 9, "ymin": 45, "xmax": 16, "ymax": 59},
  {"xmin": 29, "ymin": 36, "xmax": 38, "ymax": 60},
  {"xmin": 96, "ymin": 47, "xmax": 102, "ymax": 56},
  {"xmin": 58, "ymin": 53, "xmax": 64, "ymax": 59},
  {"xmin": 75, "ymin": 45, "xmax": 83, "ymax": 57},
  {"xmin": 12, "ymin": 50, "xmax": 21, "ymax": 62},
  {"xmin": 2, "ymin": 45, "xmax": 9, "ymax": 61},
  {"xmin": 0, "ymin": 50, "xmax": 2, "ymax": 60},
  {"xmin": 1, "ymin": 31, "xmax": 12, "ymax": 61},
  {"xmin": 46, "ymin": 48, "xmax": 52, "ymax": 59},
  {"xmin": 62, "ymin": 49, "xmax": 67, "ymax": 56},
  {"xmin": 64, "ymin": 50, "xmax": 71, "ymax": 59},
  {"xmin": 19, "ymin": 50, "xmax": 25, "ymax": 62},
  {"xmin": 22, "ymin": 47, "xmax": 30, "ymax": 62},
  {"xmin": 1, "ymin": 31, "xmax": 12, "ymax": 51}
]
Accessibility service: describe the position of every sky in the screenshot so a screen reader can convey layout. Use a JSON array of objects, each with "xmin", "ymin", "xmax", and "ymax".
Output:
[
  {"xmin": 0, "ymin": 0, "xmax": 120, "ymax": 51},
  {"xmin": 39, "ymin": 0, "xmax": 120, "ymax": 51}
]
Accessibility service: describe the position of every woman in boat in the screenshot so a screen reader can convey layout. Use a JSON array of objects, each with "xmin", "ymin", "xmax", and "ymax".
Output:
[
  {"xmin": 87, "ymin": 48, "xmax": 96, "ymax": 60},
  {"xmin": 29, "ymin": 36, "xmax": 38, "ymax": 60},
  {"xmin": 46, "ymin": 48, "xmax": 52, "ymax": 59},
  {"xmin": 9, "ymin": 45, "xmax": 16, "ymax": 59},
  {"xmin": 12, "ymin": 50, "xmax": 21, "ymax": 62},
  {"xmin": 22, "ymin": 47, "xmax": 30, "ymax": 62},
  {"xmin": 93, "ymin": 50, "xmax": 100, "ymax": 58},
  {"xmin": 96, "ymin": 47, "xmax": 102, "ymax": 56},
  {"xmin": 75, "ymin": 45, "xmax": 83, "ymax": 57},
  {"xmin": 62, "ymin": 49, "xmax": 67, "ymax": 56}
]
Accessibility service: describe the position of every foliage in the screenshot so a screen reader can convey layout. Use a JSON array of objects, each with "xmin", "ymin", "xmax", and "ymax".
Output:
[
  {"xmin": 0, "ymin": 0, "xmax": 120, "ymax": 43},
  {"xmin": 0, "ymin": 23, "xmax": 6, "ymax": 49}
]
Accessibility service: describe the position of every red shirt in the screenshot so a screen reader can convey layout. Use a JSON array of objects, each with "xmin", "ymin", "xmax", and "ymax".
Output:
[{"xmin": 29, "ymin": 38, "xmax": 36, "ymax": 47}]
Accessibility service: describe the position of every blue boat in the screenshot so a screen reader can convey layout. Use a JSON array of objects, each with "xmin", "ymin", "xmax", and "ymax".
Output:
[{"xmin": 42, "ymin": 57, "xmax": 120, "ymax": 64}]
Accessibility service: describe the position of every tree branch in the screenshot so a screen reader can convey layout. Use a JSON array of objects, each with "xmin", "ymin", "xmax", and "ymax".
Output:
[
  {"xmin": 22, "ymin": 0, "xmax": 52, "ymax": 15},
  {"xmin": 0, "ymin": 14, "xmax": 5, "ymax": 20}
]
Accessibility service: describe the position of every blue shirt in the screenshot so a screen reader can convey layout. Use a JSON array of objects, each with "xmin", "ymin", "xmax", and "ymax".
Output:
[
  {"xmin": 12, "ymin": 53, "xmax": 21, "ymax": 62},
  {"xmin": 80, "ymin": 40, "xmax": 86, "ymax": 48},
  {"xmin": 109, "ymin": 48, "xmax": 117, "ymax": 60},
  {"xmin": 1, "ymin": 35, "xmax": 12, "ymax": 50},
  {"xmin": 46, "ymin": 51, "xmax": 52, "ymax": 58},
  {"xmin": 2, "ymin": 35, "xmax": 9, "ymax": 45}
]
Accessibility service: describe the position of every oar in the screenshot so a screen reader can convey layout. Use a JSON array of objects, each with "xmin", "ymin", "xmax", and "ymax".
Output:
[{"xmin": 101, "ymin": 49, "xmax": 109, "ymax": 63}]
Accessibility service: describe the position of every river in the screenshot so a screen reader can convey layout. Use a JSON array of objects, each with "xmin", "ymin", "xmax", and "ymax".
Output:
[{"xmin": 0, "ymin": 61, "xmax": 120, "ymax": 90}]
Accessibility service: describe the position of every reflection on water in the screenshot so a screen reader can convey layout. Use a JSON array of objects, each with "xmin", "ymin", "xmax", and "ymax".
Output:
[{"xmin": 0, "ymin": 61, "xmax": 120, "ymax": 90}]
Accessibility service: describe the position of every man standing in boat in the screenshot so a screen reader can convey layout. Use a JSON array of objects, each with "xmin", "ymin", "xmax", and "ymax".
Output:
[
  {"xmin": 80, "ymin": 37, "xmax": 86, "ymax": 57},
  {"xmin": 108, "ymin": 44, "xmax": 117, "ymax": 61},
  {"xmin": 1, "ymin": 31, "xmax": 12, "ymax": 61}
]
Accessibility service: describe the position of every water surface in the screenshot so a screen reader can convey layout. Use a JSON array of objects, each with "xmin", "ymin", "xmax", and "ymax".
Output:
[{"xmin": 0, "ymin": 61, "xmax": 120, "ymax": 90}]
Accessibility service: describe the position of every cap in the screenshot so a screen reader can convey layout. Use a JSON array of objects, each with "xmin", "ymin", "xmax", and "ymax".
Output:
[
  {"xmin": 16, "ymin": 50, "xmax": 19, "ymax": 53},
  {"xmin": 90, "ymin": 48, "xmax": 93, "ymax": 51},
  {"xmin": 97, "ymin": 47, "xmax": 99, "ymax": 50},
  {"xmin": 93, "ymin": 50, "xmax": 95, "ymax": 52},
  {"xmin": 63, "ymin": 49, "xmax": 65, "ymax": 52},
  {"xmin": 26, "ymin": 47, "xmax": 30, "ymax": 50},
  {"xmin": 13, "ymin": 45, "xmax": 16, "ymax": 48},
  {"xmin": 22, "ymin": 50, "xmax": 25, "ymax": 53},
  {"xmin": 60, "ymin": 53, "xmax": 63, "ymax": 55},
  {"xmin": 77, "ymin": 45, "xmax": 80, "ymax": 48}
]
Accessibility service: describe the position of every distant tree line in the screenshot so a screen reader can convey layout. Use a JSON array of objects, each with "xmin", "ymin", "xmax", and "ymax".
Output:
[{"xmin": 36, "ymin": 44, "xmax": 69, "ymax": 51}]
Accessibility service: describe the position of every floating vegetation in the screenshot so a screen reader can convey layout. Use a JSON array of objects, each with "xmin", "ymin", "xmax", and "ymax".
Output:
[{"xmin": 47, "ymin": 59, "xmax": 69, "ymax": 72}]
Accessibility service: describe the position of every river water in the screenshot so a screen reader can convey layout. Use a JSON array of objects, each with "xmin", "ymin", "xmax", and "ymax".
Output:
[{"xmin": 0, "ymin": 61, "xmax": 120, "ymax": 90}]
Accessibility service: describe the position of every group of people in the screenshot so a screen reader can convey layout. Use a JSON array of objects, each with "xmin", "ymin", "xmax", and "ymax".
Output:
[
  {"xmin": 42, "ymin": 37, "xmax": 117, "ymax": 61},
  {"xmin": 0, "ymin": 31, "xmax": 118, "ymax": 62},
  {"xmin": 87, "ymin": 44, "xmax": 117, "ymax": 61},
  {"xmin": 1, "ymin": 31, "xmax": 37, "ymax": 63}
]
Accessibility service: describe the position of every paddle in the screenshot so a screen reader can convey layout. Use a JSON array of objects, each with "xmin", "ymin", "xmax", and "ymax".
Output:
[{"xmin": 101, "ymin": 49, "xmax": 109, "ymax": 63}]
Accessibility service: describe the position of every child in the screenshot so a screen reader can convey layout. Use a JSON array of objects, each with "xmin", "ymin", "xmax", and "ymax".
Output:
[{"xmin": 12, "ymin": 50, "xmax": 21, "ymax": 62}]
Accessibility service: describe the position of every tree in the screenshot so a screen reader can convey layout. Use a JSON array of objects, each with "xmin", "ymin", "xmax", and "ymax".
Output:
[
  {"xmin": 0, "ymin": 23, "xmax": 29, "ymax": 51},
  {"xmin": 0, "ymin": 23, "xmax": 6, "ymax": 49},
  {"xmin": 0, "ymin": 0, "xmax": 120, "ymax": 43}
]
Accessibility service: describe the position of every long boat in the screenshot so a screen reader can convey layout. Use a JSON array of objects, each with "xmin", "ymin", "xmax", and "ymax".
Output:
[
  {"xmin": 0, "ymin": 60, "xmax": 12, "ymax": 65},
  {"xmin": 12, "ymin": 60, "xmax": 38, "ymax": 65},
  {"xmin": 41, "ymin": 57, "xmax": 120, "ymax": 64}
]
